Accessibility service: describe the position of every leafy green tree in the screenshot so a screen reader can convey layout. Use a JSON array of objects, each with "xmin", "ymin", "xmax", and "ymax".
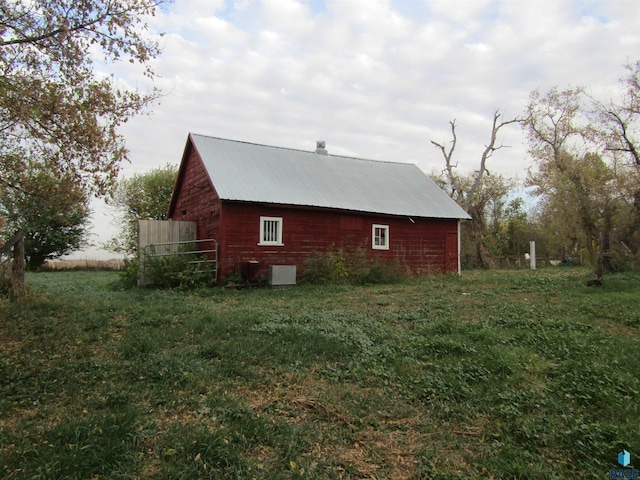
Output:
[
  {"xmin": 0, "ymin": 171, "xmax": 90, "ymax": 270},
  {"xmin": 1, "ymin": 0, "xmax": 167, "ymax": 281},
  {"xmin": 106, "ymin": 164, "xmax": 178, "ymax": 255},
  {"xmin": 523, "ymin": 77, "xmax": 638, "ymax": 274},
  {"xmin": 491, "ymin": 197, "xmax": 533, "ymax": 258},
  {"xmin": 524, "ymin": 88, "xmax": 600, "ymax": 265}
]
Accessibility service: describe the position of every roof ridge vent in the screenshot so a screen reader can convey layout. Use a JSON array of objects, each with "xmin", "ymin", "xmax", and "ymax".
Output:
[{"xmin": 315, "ymin": 140, "xmax": 328, "ymax": 155}]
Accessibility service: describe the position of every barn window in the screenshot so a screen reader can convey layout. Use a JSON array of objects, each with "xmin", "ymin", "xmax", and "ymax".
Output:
[
  {"xmin": 372, "ymin": 224, "xmax": 389, "ymax": 250},
  {"xmin": 259, "ymin": 216, "xmax": 283, "ymax": 246}
]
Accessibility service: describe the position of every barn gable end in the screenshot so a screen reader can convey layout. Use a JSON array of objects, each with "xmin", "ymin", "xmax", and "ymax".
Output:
[{"xmin": 169, "ymin": 138, "xmax": 222, "ymax": 243}]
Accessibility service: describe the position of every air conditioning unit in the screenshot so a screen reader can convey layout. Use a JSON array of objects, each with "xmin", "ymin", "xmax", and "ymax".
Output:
[{"xmin": 268, "ymin": 265, "xmax": 296, "ymax": 287}]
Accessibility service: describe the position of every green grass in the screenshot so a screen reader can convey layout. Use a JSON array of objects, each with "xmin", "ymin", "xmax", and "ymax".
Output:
[{"xmin": 1, "ymin": 268, "xmax": 639, "ymax": 479}]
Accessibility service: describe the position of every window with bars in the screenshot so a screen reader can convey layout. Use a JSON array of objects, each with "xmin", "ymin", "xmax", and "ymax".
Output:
[
  {"xmin": 259, "ymin": 216, "xmax": 283, "ymax": 245},
  {"xmin": 372, "ymin": 224, "xmax": 389, "ymax": 250}
]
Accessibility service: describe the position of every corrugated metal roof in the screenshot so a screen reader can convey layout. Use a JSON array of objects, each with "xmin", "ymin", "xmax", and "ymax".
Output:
[{"xmin": 189, "ymin": 133, "xmax": 471, "ymax": 220}]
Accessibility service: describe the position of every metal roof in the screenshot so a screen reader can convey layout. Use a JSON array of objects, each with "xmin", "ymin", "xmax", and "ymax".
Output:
[{"xmin": 189, "ymin": 133, "xmax": 471, "ymax": 220}]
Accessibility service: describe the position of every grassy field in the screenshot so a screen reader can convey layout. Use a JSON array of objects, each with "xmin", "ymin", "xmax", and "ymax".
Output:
[{"xmin": 1, "ymin": 268, "xmax": 638, "ymax": 479}]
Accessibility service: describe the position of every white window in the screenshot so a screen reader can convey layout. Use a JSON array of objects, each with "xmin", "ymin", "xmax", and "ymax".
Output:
[
  {"xmin": 372, "ymin": 224, "xmax": 389, "ymax": 250},
  {"xmin": 259, "ymin": 216, "xmax": 283, "ymax": 246}
]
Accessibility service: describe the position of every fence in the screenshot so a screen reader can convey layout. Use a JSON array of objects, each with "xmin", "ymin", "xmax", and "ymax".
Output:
[
  {"xmin": 462, "ymin": 255, "xmax": 574, "ymax": 269},
  {"xmin": 138, "ymin": 219, "xmax": 197, "ymax": 252}
]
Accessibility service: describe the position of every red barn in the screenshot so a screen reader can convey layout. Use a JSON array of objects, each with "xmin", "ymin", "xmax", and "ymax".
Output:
[{"xmin": 168, "ymin": 134, "xmax": 470, "ymax": 281}]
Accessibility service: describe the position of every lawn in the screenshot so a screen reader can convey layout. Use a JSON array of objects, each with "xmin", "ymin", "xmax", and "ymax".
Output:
[{"xmin": 1, "ymin": 268, "xmax": 638, "ymax": 479}]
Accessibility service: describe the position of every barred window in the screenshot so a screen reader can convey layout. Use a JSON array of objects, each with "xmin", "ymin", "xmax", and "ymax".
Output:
[{"xmin": 259, "ymin": 217, "xmax": 283, "ymax": 246}]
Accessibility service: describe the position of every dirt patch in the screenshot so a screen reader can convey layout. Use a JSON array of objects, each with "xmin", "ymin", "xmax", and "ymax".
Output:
[{"xmin": 234, "ymin": 371, "xmax": 431, "ymax": 479}]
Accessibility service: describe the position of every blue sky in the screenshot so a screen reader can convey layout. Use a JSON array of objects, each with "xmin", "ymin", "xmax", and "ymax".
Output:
[{"xmin": 75, "ymin": 0, "xmax": 640, "ymax": 259}]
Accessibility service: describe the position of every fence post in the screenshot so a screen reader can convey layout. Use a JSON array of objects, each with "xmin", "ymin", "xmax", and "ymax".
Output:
[{"xmin": 529, "ymin": 241, "xmax": 536, "ymax": 271}]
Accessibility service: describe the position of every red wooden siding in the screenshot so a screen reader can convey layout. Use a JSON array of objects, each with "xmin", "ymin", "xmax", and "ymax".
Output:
[
  {"xmin": 169, "ymin": 147, "xmax": 223, "ymax": 242},
  {"xmin": 219, "ymin": 202, "xmax": 458, "ymax": 278}
]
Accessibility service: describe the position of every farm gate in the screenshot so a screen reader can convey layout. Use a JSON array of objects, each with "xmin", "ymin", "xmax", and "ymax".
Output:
[{"xmin": 137, "ymin": 220, "xmax": 218, "ymax": 286}]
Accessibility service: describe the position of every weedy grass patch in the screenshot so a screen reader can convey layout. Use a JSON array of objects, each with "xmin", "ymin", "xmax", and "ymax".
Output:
[{"xmin": 1, "ymin": 268, "xmax": 638, "ymax": 479}]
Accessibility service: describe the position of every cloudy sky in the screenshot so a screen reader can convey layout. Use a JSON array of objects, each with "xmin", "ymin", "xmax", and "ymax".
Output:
[{"xmin": 76, "ymin": 0, "xmax": 640, "ymax": 259}]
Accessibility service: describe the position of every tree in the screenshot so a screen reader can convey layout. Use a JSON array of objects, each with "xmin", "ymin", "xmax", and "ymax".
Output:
[
  {"xmin": 1, "ymin": 0, "xmax": 167, "ymax": 281},
  {"xmin": 593, "ymin": 60, "xmax": 640, "ymax": 167},
  {"xmin": 589, "ymin": 60, "xmax": 640, "ymax": 259},
  {"xmin": 523, "ymin": 87, "xmax": 599, "ymax": 264},
  {"xmin": 0, "ymin": 170, "xmax": 91, "ymax": 270},
  {"xmin": 105, "ymin": 163, "xmax": 178, "ymax": 255},
  {"xmin": 0, "ymin": 0, "xmax": 168, "ymax": 198},
  {"xmin": 431, "ymin": 110, "xmax": 521, "ymax": 268},
  {"xmin": 522, "ymin": 83, "xmax": 635, "ymax": 275}
]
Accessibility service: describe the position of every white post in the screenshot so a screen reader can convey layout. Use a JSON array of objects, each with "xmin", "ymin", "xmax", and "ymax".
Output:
[
  {"xmin": 529, "ymin": 240, "xmax": 536, "ymax": 271},
  {"xmin": 457, "ymin": 220, "xmax": 462, "ymax": 275}
]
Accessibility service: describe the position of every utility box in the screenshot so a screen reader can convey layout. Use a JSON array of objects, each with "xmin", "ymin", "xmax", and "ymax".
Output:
[
  {"xmin": 238, "ymin": 260, "xmax": 261, "ymax": 283},
  {"xmin": 268, "ymin": 265, "xmax": 296, "ymax": 287}
]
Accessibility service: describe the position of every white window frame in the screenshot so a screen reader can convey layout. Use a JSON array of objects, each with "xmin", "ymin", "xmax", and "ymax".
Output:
[
  {"xmin": 372, "ymin": 224, "xmax": 389, "ymax": 250},
  {"xmin": 259, "ymin": 216, "xmax": 284, "ymax": 246}
]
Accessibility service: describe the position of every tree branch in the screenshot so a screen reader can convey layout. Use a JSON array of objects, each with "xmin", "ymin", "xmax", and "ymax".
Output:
[
  {"xmin": 0, "ymin": 10, "xmax": 110, "ymax": 47},
  {"xmin": 431, "ymin": 120, "xmax": 461, "ymax": 199},
  {"xmin": 466, "ymin": 110, "xmax": 521, "ymax": 210},
  {"xmin": 605, "ymin": 110, "xmax": 640, "ymax": 167}
]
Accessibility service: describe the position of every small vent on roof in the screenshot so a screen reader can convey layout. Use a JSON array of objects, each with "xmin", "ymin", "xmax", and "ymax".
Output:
[{"xmin": 315, "ymin": 140, "xmax": 328, "ymax": 155}]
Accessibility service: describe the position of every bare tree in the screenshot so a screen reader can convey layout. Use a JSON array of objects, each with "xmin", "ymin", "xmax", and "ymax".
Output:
[{"xmin": 431, "ymin": 110, "xmax": 521, "ymax": 268}]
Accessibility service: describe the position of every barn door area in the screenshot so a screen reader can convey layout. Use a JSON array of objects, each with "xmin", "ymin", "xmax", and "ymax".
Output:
[{"xmin": 445, "ymin": 233, "xmax": 458, "ymax": 273}]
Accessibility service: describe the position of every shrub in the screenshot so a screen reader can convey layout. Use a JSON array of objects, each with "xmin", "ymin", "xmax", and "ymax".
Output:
[
  {"xmin": 142, "ymin": 252, "xmax": 214, "ymax": 289},
  {"xmin": 302, "ymin": 247, "xmax": 408, "ymax": 285},
  {"xmin": 135, "ymin": 243, "xmax": 215, "ymax": 289},
  {"xmin": 116, "ymin": 257, "xmax": 139, "ymax": 287},
  {"xmin": 609, "ymin": 251, "xmax": 640, "ymax": 273}
]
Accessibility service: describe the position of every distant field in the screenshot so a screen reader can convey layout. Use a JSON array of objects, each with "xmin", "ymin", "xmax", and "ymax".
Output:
[
  {"xmin": 1, "ymin": 268, "xmax": 638, "ymax": 479},
  {"xmin": 42, "ymin": 258, "xmax": 124, "ymax": 270}
]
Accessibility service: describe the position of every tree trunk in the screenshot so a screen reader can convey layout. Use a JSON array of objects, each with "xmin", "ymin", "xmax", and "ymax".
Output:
[
  {"xmin": 623, "ymin": 187, "xmax": 640, "ymax": 254},
  {"xmin": 10, "ymin": 235, "xmax": 26, "ymax": 297},
  {"xmin": 601, "ymin": 203, "xmax": 615, "ymax": 274},
  {"xmin": 585, "ymin": 237, "xmax": 598, "ymax": 266},
  {"xmin": 470, "ymin": 218, "xmax": 496, "ymax": 268}
]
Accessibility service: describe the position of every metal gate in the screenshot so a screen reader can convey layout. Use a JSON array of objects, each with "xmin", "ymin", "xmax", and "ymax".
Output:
[{"xmin": 140, "ymin": 238, "xmax": 218, "ymax": 286}]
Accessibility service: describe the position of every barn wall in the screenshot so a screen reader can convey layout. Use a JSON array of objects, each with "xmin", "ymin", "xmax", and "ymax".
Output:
[
  {"xmin": 219, "ymin": 202, "xmax": 459, "ymax": 279},
  {"xmin": 169, "ymin": 147, "xmax": 222, "ymax": 243}
]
